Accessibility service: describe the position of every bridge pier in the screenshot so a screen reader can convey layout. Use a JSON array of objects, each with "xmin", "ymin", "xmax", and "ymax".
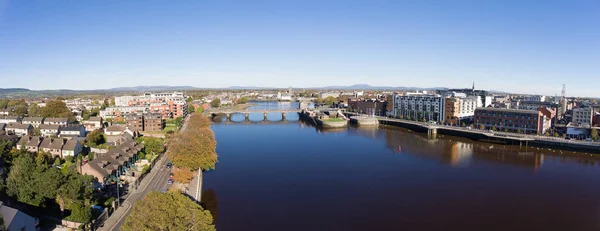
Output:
[
  {"xmin": 264, "ymin": 112, "xmax": 268, "ymax": 121},
  {"xmin": 226, "ymin": 113, "xmax": 231, "ymax": 122},
  {"xmin": 427, "ymin": 127, "xmax": 437, "ymax": 139},
  {"xmin": 282, "ymin": 112, "xmax": 286, "ymax": 121},
  {"xmin": 245, "ymin": 113, "xmax": 249, "ymax": 121}
]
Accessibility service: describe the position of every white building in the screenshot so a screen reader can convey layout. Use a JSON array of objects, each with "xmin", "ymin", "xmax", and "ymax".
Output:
[
  {"xmin": 523, "ymin": 95, "xmax": 546, "ymax": 102},
  {"xmin": 59, "ymin": 125, "xmax": 86, "ymax": 138},
  {"xmin": 39, "ymin": 124, "xmax": 60, "ymax": 137},
  {"xmin": 62, "ymin": 139, "xmax": 83, "ymax": 158},
  {"xmin": 0, "ymin": 116, "xmax": 22, "ymax": 124},
  {"xmin": 5, "ymin": 123, "xmax": 32, "ymax": 137},
  {"xmin": 320, "ymin": 92, "xmax": 341, "ymax": 99},
  {"xmin": 392, "ymin": 93, "xmax": 445, "ymax": 122},
  {"xmin": 572, "ymin": 107, "xmax": 593, "ymax": 127}
]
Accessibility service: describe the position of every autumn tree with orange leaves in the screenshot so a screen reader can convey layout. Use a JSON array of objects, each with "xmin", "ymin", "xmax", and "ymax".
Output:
[{"xmin": 168, "ymin": 114, "xmax": 218, "ymax": 201}]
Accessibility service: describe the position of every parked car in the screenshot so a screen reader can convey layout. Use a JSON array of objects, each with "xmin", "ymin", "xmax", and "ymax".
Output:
[
  {"xmin": 167, "ymin": 179, "xmax": 173, "ymax": 184},
  {"xmin": 169, "ymin": 173, "xmax": 174, "ymax": 179},
  {"xmin": 166, "ymin": 162, "xmax": 172, "ymax": 168}
]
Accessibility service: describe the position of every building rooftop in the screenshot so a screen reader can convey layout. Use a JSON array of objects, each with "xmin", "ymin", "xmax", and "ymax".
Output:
[
  {"xmin": 22, "ymin": 117, "xmax": 44, "ymax": 123},
  {"xmin": 87, "ymin": 116, "xmax": 102, "ymax": 122},
  {"xmin": 39, "ymin": 124, "xmax": 60, "ymax": 130},
  {"xmin": 7, "ymin": 122, "xmax": 32, "ymax": 130},
  {"xmin": 39, "ymin": 138, "xmax": 64, "ymax": 150},
  {"xmin": 45, "ymin": 117, "xmax": 69, "ymax": 123},
  {"xmin": 61, "ymin": 125, "xmax": 84, "ymax": 132},
  {"xmin": 476, "ymin": 107, "xmax": 540, "ymax": 114},
  {"xmin": 62, "ymin": 139, "xmax": 80, "ymax": 151}
]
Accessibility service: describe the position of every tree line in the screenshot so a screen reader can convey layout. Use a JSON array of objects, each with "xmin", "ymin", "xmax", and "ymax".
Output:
[{"xmin": 123, "ymin": 114, "xmax": 218, "ymax": 230}]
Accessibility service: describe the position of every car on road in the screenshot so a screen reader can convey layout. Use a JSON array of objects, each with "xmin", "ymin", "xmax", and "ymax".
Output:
[
  {"xmin": 168, "ymin": 179, "xmax": 173, "ymax": 184},
  {"xmin": 166, "ymin": 162, "xmax": 172, "ymax": 168},
  {"xmin": 169, "ymin": 173, "xmax": 174, "ymax": 179}
]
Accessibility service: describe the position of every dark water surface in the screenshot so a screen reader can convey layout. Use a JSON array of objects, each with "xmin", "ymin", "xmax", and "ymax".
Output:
[{"xmin": 204, "ymin": 104, "xmax": 600, "ymax": 231}]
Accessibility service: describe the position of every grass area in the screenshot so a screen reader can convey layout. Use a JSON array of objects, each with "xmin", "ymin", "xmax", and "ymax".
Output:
[{"xmin": 321, "ymin": 118, "xmax": 346, "ymax": 122}]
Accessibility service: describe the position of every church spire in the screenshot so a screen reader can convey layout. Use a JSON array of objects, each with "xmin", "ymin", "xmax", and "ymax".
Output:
[{"xmin": 472, "ymin": 81, "xmax": 475, "ymax": 91}]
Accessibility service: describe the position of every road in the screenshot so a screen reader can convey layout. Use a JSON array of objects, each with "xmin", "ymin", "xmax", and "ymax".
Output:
[{"xmin": 99, "ymin": 155, "xmax": 172, "ymax": 231}]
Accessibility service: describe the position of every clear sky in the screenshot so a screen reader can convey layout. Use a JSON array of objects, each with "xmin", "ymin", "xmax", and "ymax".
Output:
[{"xmin": 0, "ymin": 0, "xmax": 598, "ymax": 96}]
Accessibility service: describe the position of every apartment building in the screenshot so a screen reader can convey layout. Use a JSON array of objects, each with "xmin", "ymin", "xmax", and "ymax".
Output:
[
  {"xmin": 112, "ymin": 92, "xmax": 187, "ymax": 118},
  {"xmin": 392, "ymin": 93, "xmax": 445, "ymax": 122},
  {"xmin": 474, "ymin": 108, "xmax": 551, "ymax": 134},
  {"xmin": 444, "ymin": 95, "xmax": 479, "ymax": 125},
  {"xmin": 125, "ymin": 114, "xmax": 144, "ymax": 131},
  {"xmin": 348, "ymin": 99, "xmax": 388, "ymax": 116},
  {"xmin": 143, "ymin": 113, "xmax": 163, "ymax": 132},
  {"xmin": 572, "ymin": 107, "xmax": 593, "ymax": 127}
]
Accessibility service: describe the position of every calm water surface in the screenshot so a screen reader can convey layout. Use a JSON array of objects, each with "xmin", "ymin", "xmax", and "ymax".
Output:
[{"xmin": 204, "ymin": 103, "xmax": 600, "ymax": 231}]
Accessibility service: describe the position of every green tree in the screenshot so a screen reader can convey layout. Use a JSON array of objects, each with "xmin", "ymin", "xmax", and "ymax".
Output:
[
  {"xmin": 28, "ymin": 103, "xmax": 42, "ymax": 117},
  {"xmin": 479, "ymin": 124, "xmax": 485, "ymax": 130},
  {"xmin": 64, "ymin": 204, "xmax": 92, "ymax": 223},
  {"xmin": 0, "ymin": 214, "xmax": 4, "ymax": 231},
  {"xmin": 491, "ymin": 126, "xmax": 497, "ymax": 131},
  {"xmin": 210, "ymin": 99, "xmax": 221, "ymax": 108},
  {"xmin": 122, "ymin": 191, "xmax": 215, "ymax": 231},
  {"xmin": 13, "ymin": 104, "xmax": 28, "ymax": 117},
  {"xmin": 186, "ymin": 97, "xmax": 194, "ymax": 103},
  {"xmin": 554, "ymin": 132, "xmax": 559, "ymax": 137},
  {"xmin": 323, "ymin": 96, "xmax": 337, "ymax": 105},
  {"xmin": 239, "ymin": 97, "xmax": 249, "ymax": 104},
  {"xmin": 41, "ymin": 100, "xmax": 74, "ymax": 121},
  {"xmin": 188, "ymin": 105, "xmax": 196, "ymax": 114},
  {"xmin": 422, "ymin": 118, "xmax": 427, "ymax": 123},
  {"xmin": 6, "ymin": 154, "xmax": 64, "ymax": 207},
  {"xmin": 135, "ymin": 137, "xmax": 165, "ymax": 155},
  {"xmin": 461, "ymin": 122, "xmax": 466, "ymax": 127},
  {"xmin": 88, "ymin": 152, "xmax": 95, "ymax": 161},
  {"xmin": 86, "ymin": 130, "xmax": 106, "ymax": 147},
  {"xmin": 33, "ymin": 127, "xmax": 42, "ymax": 136},
  {"xmin": 591, "ymin": 128, "xmax": 599, "ymax": 141},
  {"xmin": 0, "ymin": 99, "xmax": 8, "ymax": 109}
]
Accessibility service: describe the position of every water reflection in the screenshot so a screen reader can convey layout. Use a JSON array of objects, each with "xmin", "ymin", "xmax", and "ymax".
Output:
[{"xmin": 201, "ymin": 188, "xmax": 219, "ymax": 223}]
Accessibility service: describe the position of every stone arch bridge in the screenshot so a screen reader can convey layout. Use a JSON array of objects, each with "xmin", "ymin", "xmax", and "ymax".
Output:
[{"xmin": 208, "ymin": 109, "xmax": 301, "ymax": 122}]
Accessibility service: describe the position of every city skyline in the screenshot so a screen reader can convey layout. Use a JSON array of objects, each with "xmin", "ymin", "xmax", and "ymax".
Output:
[{"xmin": 1, "ymin": 0, "xmax": 598, "ymax": 96}]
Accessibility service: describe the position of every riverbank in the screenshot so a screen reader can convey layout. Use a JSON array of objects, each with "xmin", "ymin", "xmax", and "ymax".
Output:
[{"xmin": 343, "ymin": 112, "xmax": 600, "ymax": 154}]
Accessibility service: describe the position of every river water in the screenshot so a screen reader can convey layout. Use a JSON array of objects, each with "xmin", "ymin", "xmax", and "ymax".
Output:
[{"xmin": 205, "ymin": 102, "xmax": 600, "ymax": 231}]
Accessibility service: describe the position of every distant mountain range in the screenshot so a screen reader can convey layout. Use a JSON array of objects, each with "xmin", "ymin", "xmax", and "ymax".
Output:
[{"xmin": 0, "ymin": 84, "xmax": 505, "ymax": 98}]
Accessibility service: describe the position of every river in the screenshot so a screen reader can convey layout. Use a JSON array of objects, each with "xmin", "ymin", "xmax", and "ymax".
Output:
[{"xmin": 204, "ymin": 102, "xmax": 600, "ymax": 231}]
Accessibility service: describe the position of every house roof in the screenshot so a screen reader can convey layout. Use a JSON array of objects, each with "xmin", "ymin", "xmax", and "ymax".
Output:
[
  {"xmin": 88, "ymin": 116, "xmax": 102, "ymax": 122},
  {"xmin": 26, "ymin": 136, "xmax": 43, "ymax": 147},
  {"xmin": 45, "ymin": 117, "xmax": 69, "ymax": 123},
  {"xmin": 475, "ymin": 107, "xmax": 540, "ymax": 114},
  {"xmin": 61, "ymin": 125, "xmax": 84, "ymax": 132},
  {"xmin": 106, "ymin": 125, "xmax": 126, "ymax": 133},
  {"xmin": 39, "ymin": 124, "xmax": 60, "ymax": 130},
  {"xmin": 62, "ymin": 139, "xmax": 80, "ymax": 151},
  {"xmin": 2, "ymin": 116, "xmax": 21, "ymax": 120},
  {"xmin": 22, "ymin": 117, "xmax": 44, "ymax": 123},
  {"xmin": 86, "ymin": 140, "xmax": 142, "ymax": 179},
  {"xmin": 39, "ymin": 138, "xmax": 64, "ymax": 150},
  {"xmin": 7, "ymin": 122, "xmax": 32, "ymax": 130},
  {"xmin": 0, "ymin": 123, "xmax": 6, "ymax": 130}
]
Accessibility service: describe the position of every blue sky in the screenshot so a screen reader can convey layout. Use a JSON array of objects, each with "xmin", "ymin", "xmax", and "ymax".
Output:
[{"xmin": 0, "ymin": 0, "xmax": 598, "ymax": 96}]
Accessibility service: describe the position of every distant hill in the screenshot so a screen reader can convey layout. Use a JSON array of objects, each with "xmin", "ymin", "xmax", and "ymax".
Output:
[
  {"xmin": 0, "ymin": 88, "xmax": 31, "ymax": 94},
  {"xmin": 317, "ymin": 84, "xmax": 448, "ymax": 91},
  {"xmin": 105, "ymin": 86, "xmax": 199, "ymax": 92}
]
